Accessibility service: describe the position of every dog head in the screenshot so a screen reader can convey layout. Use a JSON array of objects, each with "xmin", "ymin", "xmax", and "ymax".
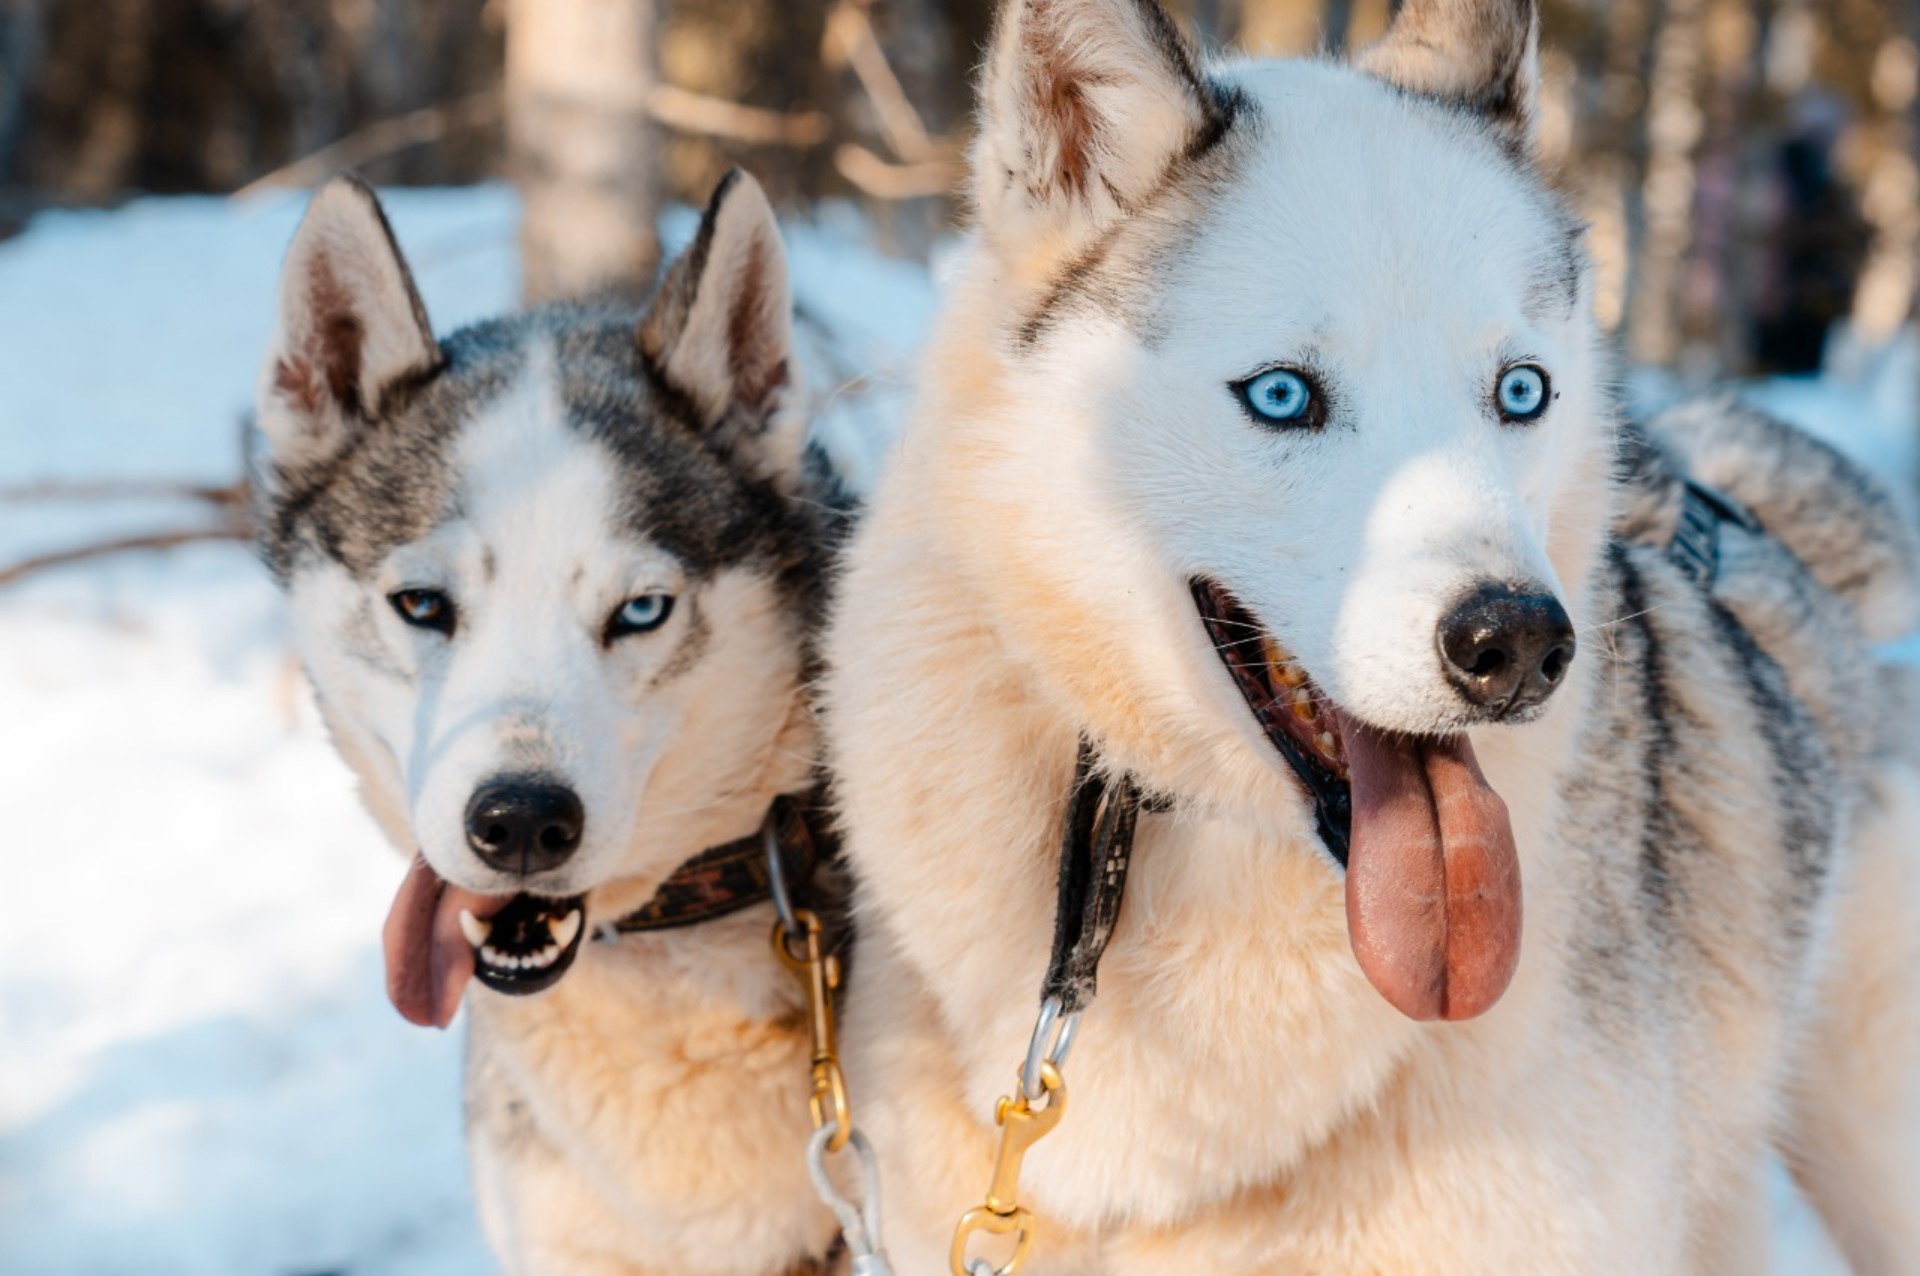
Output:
[
  {"xmin": 257, "ymin": 171, "xmax": 823, "ymax": 1025},
  {"xmin": 944, "ymin": 0, "xmax": 1611, "ymax": 1020}
]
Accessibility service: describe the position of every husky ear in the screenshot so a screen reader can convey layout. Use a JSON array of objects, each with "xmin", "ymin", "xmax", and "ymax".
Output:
[
  {"xmin": 638, "ymin": 169, "xmax": 802, "ymax": 483},
  {"xmin": 1358, "ymin": 0, "xmax": 1540, "ymax": 154},
  {"xmin": 258, "ymin": 175, "xmax": 440, "ymax": 472},
  {"xmin": 973, "ymin": 0, "xmax": 1228, "ymax": 249}
]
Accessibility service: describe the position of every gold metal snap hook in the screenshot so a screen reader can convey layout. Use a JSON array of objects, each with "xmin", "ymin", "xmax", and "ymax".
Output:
[
  {"xmin": 949, "ymin": 1060, "xmax": 1067, "ymax": 1276},
  {"xmin": 810, "ymin": 1055, "xmax": 853, "ymax": 1152},
  {"xmin": 950, "ymin": 1204, "xmax": 1034, "ymax": 1276},
  {"xmin": 763, "ymin": 808, "xmax": 894, "ymax": 1272},
  {"xmin": 773, "ymin": 908, "xmax": 853, "ymax": 1151}
]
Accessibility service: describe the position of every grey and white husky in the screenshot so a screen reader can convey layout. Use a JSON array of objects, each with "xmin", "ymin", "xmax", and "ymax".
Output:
[
  {"xmin": 255, "ymin": 171, "xmax": 841, "ymax": 1274},
  {"xmin": 825, "ymin": 0, "xmax": 1920, "ymax": 1269}
]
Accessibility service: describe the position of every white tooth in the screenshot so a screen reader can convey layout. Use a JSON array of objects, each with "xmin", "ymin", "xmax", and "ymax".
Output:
[
  {"xmin": 551, "ymin": 911, "xmax": 582, "ymax": 950},
  {"xmin": 481, "ymin": 945, "xmax": 506, "ymax": 968},
  {"xmin": 539, "ymin": 943, "xmax": 559, "ymax": 966},
  {"xmin": 458, "ymin": 909, "xmax": 490, "ymax": 949}
]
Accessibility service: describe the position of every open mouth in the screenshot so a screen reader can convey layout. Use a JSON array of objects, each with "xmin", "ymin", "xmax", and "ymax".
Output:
[
  {"xmin": 382, "ymin": 855, "xmax": 587, "ymax": 1028},
  {"xmin": 1190, "ymin": 579, "xmax": 1354, "ymax": 865},
  {"xmin": 460, "ymin": 891, "xmax": 587, "ymax": 995},
  {"xmin": 1190, "ymin": 577, "xmax": 1524, "ymax": 1022}
]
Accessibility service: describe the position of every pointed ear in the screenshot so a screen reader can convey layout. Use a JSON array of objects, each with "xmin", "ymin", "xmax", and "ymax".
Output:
[
  {"xmin": 638, "ymin": 169, "xmax": 803, "ymax": 483},
  {"xmin": 258, "ymin": 175, "xmax": 440, "ymax": 472},
  {"xmin": 1358, "ymin": 0, "xmax": 1540, "ymax": 155},
  {"xmin": 972, "ymin": 0, "xmax": 1229, "ymax": 249}
]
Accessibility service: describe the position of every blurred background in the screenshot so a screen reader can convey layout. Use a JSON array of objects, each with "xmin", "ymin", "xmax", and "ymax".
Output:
[
  {"xmin": 4, "ymin": 0, "xmax": 1919, "ymax": 372},
  {"xmin": 0, "ymin": 1, "xmax": 1914, "ymax": 1273}
]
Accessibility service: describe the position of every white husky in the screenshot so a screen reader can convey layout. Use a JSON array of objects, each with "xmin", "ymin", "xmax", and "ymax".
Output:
[
  {"xmin": 255, "ymin": 170, "xmax": 844, "ymax": 1274},
  {"xmin": 825, "ymin": 0, "xmax": 1920, "ymax": 1270}
]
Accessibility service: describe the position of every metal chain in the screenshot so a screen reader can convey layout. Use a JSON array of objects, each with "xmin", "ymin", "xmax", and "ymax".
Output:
[
  {"xmin": 765, "ymin": 812, "xmax": 895, "ymax": 1274},
  {"xmin": 806, "ymin": 1125, "xmax": 894, "ymax": 1276},
  {"xmin": 1020, "ymin": 995, "xmax": 1080, "ymax": 1101}
]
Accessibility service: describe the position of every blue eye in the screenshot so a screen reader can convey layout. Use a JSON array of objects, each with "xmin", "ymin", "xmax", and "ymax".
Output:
[
  {"xmin": 607, "ymin": 593, "xmax": 674, "ymax": 640},
  {"xmin": 1496, "ymin": 365, "xmax": 1550, "ymax": 422},
  {"xmin": 390, "ymin": 588, "xmax": 455, "ymax": 635},
  {"xmin": 1237, "ymin": 368, "xmax": 1319, "ymax": 428}
]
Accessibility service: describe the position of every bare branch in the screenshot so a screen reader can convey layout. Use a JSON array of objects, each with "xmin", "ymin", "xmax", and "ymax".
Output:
[
  {"xmin": 0, "ymin": 528, "xmax": 246, "ymax": 589},
  {"xmin": 0, "ymin": 474, "xmax": 252, "ymax": 588},
  {"xmin": 0, "ymin": 478, "xmax": 244, "ymax": 507},
  {"xmin": 834, "ymin": 143, "xmax": 960, "ymax": 199},
  {"xmin": 646, "ymin": 84, "xmax": 832, "ymax": 147},
  {"xmin": 234, "ymin": 92, "xmax": 504, "ymax": 199},
  {"xmin": 237, "ymin": 82, "xmax": 833, "ymax": 203},
  {"xmin": 824, "ymin": 2, "xmax": 951, "ymax": 164}
]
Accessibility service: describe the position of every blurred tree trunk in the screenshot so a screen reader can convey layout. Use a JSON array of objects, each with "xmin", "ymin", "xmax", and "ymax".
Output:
[
  {"xmin": 14, "ymin": 0, "xmax": 498, "ymax": 197},
  {"xmin": 1322, "ymin": 0, "xmax": 1354, "ymax": 51},
  {"xmin": 507, "ymin": 0, "xmax": 659, "ymax": 304},
  {"xmin": 1561, "ymin": 0, "xmax": 1660, "ymax": 335},
  {"xmin": 659, "ymin": 0, "xmax": 830, "ymax": 207},
  {"xmin": 1189, "ymin": 0, "xmax": 1230, "ymax": 44},
  {"xmin": 1848, "ymin": 0, "xmax": 1920, "ymax": 345},
  {"xmin": 872, "ymin": 0, "xmax": 974, "ymax": 137},
  {"xmin": 824, "ymin": 0, "xmax": 969, "ymax": 253},
  {"xmin": 0, "ymin": 0, "xmax": 46, "ymax": 188},
  {"xmin": 1629, "ymin": 0, "xmax": 1705, "ymax": 366},
  {"xmin": 1685, "ymin": 0, "xmax": 1763, "ymax": 369},
  {"xmin": 1344, "ymin": 0, "xmax": 1392, "ymax": 49},
  {"xmin": 1227, "ymin": 0, "xmax": 1329, "ymax": 56}
]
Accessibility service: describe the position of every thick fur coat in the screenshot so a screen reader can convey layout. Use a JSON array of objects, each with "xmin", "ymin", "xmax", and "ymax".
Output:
[
  {"xmin": 823, "ymin": 1, "xmax": 1920, "ymax": 1270},
  {"xmin": 257, "ymin": 172, "xmax": 841, "ymax": 1275}
]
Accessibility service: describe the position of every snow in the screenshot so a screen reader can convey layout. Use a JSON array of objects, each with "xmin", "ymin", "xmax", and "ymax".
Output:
[
  {"xmin": 0, "ymin": 189, "xmax": 520, "ymax": 1276},
  {"xmin": 0, "ymin": 187, "xmax": 1901, "ymax": 1272}
]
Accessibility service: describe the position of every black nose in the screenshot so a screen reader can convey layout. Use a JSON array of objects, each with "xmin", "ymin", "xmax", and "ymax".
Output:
[
  {"xmin": 464, "ymin": 777, "xmax": 585, "ymax": 875},
  {"xmin": 1437, "ymin": 583, "xmax": 1576, "ymax": 719}
]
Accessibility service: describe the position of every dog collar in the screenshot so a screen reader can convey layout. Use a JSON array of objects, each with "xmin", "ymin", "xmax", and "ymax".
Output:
[{"xmin": 608, "ymin": 793, "xmax": 830, "ymax": 934}]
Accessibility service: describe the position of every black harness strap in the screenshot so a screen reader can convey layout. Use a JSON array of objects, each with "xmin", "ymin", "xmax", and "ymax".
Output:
[
  {"xmin": 1041, "ymin": 739, "xmax": 1153, "ymax": 1015},
  {"xmin": 1671, "ymin": 478, "xmax": 1760, "ymax": 587}
]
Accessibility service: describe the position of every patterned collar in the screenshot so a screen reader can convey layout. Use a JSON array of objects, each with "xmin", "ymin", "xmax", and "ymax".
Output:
[{"xmin": 608, "ymin": 793, "xmax": 829, "ymax": 933}]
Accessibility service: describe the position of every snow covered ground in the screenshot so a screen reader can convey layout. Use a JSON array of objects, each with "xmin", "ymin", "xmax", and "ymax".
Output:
[
  {"xmin": 0, "ymin": 188, "xmax": 932, "ymax": 1276},
  {"xmin": 0, "ymin": 187, "xmax": 1905, "ymax": 1273}
]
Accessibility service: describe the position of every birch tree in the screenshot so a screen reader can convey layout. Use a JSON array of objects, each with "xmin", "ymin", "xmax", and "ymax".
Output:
[{"xmin": 507, "ymin": 0, "xmax": 660, "ymax": 304}]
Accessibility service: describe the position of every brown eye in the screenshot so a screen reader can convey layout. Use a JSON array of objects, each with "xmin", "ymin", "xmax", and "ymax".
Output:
[{"xmin": 390, "ymin": 588, "xmax": 455, "ymax": 635}]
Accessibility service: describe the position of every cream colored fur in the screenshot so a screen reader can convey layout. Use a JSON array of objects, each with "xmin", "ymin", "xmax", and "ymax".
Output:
[
  {"xmin": 823, "ymin": 0, "xmax": 1920, "ymax": 1270},
  {"xmin": 261, "ymin": 172, "xmax": 839, "ymax": 1275},
  {"xmin": 467, "ymin": 903, "xmax": 832, "ymax": 1276}
]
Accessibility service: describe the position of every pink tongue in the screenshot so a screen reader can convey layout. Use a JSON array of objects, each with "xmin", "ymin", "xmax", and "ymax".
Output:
[
  {"xmin": 1338, "ymin": 715, "xmax": 1522, "ymax": 1021},
  {"xmin": 381, "ymin": 855, "xmax": 506, "ymax": 1028}
]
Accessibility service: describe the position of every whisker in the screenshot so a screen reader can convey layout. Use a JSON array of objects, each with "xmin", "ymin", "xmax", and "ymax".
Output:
[{"xmin": 1576, "ymin": 600, "xmax": 1673, "ymax": 635}]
